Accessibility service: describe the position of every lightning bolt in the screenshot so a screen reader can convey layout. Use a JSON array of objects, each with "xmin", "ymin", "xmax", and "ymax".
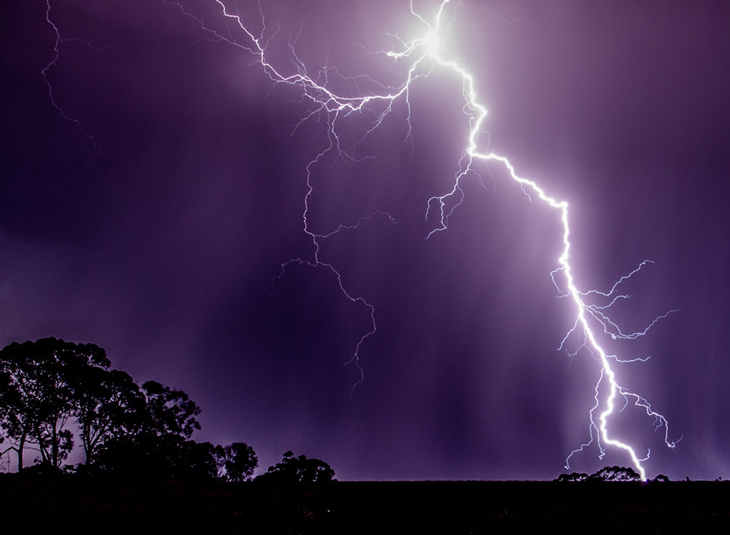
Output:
[
  {"xmin": 44, "ymin": 0, "xmax": 678, "ymax": 479},
  {"xmin": 42, "ymin": 0, "xmax": 102, "ymax": 151}
]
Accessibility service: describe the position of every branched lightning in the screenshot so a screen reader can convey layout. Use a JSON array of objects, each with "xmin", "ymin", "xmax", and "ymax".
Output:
[
  {"xmin": 43, "ymin": 0, "xmax": 679, "ymax": 478},
  {"xmin": 42, "ymin": 0, "xmax": 101, "ymax": 151}
]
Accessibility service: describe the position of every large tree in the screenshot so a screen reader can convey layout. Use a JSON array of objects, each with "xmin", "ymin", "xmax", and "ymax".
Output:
[
  {"xmin": 73, "ymin": 367, "xmax": 144, "ymax": 465},
  {"xmin": 0, "ymin": 365, "xmax": 29, "ymax": 469},
  {"xmin": 0, "ymin": 338, "xmax": 109, "ymax": 469},
  {"xmin": 91, "ymin": 380, "xmax": 206, "ymax": 478}
]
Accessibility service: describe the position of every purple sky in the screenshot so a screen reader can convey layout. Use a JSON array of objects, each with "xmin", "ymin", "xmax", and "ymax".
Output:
[{"xmin": 2, "ymin": 0, "xmax": 730, "ymax": 480}]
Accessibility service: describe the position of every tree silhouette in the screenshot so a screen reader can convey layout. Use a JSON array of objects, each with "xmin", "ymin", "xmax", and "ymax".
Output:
[
  {"xmin": 0, "ymin": 338, "xmax": 109, "ymax": 469},
  {"xmin": 556, "ymin": 466, "xmax": 644, "ymax": 482},
  {"xmin": 256, "ymin": 451, "xmax": 335, "ymax": 483},
  {"xmin": 556, "ymin": 472, "xmax": 589, "ymax": 482},
  {"xmin": 138, "ymin": 381, "xmax": 201, "ymax": 439},
  {"xmin": 73, "ymin": 366, "xmax": 144, "ymax": 465},
  {"xmin": 1, "ymin": 337, "xmax": 258, "ymax": 481},
  {"xmin": 216, "ymin": 442, "xmax": 258, "ymax": 482},
  {"xmin": 90, "ymin": 380, "xmax": 207, "ymax": 478},
  {"xmin": 0, "ymin": 365, "xmax": 27, "ymax": 469},
  {"xmin": 588, "ymin": 466, "xmax": 642, "ymax": 482}
]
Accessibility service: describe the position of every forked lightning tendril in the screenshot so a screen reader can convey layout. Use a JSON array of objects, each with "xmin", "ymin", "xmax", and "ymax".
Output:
[{"xmin": 45, "ymin": 0, "xmax": 678, "ymax": 479}]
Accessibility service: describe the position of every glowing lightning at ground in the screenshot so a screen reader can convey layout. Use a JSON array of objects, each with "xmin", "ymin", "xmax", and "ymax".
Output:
[
  {"xmin": 400, "ymin": 3, "xmax": 678, "ymax": 480},
  {"xmin": 44, "ymin": 0, "xmax": 678, "ymax": 478}
]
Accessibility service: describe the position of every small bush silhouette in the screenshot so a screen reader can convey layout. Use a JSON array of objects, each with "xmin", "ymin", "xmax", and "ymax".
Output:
[{"xmin": 556, "ymin": 472, "xmax": 589, "ymax": 482}]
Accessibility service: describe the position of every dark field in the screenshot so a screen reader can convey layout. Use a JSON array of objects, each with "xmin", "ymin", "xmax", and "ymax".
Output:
[{"xmin": 2, "ymin": 479, "xmax": 729, "ymax": 534}]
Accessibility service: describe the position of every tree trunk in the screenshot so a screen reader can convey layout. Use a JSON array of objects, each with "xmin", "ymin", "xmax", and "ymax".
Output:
[
  {"xmin": 17, "ymin": 435, "xmax": 24, "ymax": 471},
  {"xmin": 51, "ymin": 425, "xmax": 58, "ymax": 467}
]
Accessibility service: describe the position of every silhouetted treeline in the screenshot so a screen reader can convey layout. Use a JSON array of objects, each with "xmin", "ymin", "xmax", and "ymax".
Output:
[
  {"xmin": 556, "ymin": 465, "xmax": 670, "ymax": 482},
  {"xmin": 0, "ymin": 337, "xmax": 259, "ymax": 480}
]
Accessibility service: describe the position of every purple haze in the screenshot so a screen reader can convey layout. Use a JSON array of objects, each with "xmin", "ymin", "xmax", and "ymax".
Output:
[{"xmin": 1, "ymin": 0, "xmax": 729, "ymax": 480}]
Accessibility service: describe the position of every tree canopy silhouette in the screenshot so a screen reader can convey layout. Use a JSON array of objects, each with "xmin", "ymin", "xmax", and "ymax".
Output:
[
  {"xmin": 216, "ymin": 442, "xmax": 258, "ymax": 482},
  {"xmin": 556, "ymin": 466, "xmax": 647, "ymax": 482},
  {"xmin": 0, "ymin": 338, "xmax": 110, "ymax": 469},
  {"xmin": 91, "ymin": 381, "xmax": 207, "ymax": 479},
  {"xmin": 0, "ymin": 337, "xmax": 257, "ymax": 481},
  {"xmin": 73, "ymin": 366, "xmax": 143, "ymax": 466},
  {"xmin": 256, "ymin": 451, "xmax": 335, "ymax": 483}
]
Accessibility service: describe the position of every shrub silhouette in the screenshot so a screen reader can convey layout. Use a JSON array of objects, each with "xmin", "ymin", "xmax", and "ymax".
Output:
[{"xmin": 556, "ymin": 472, "xmax": 589, "ymax": 482}]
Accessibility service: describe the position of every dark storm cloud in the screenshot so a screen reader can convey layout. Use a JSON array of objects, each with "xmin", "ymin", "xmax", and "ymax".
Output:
[{"xmin": 1, "ymin": 0, "xmax": 729, "ymax": 480}]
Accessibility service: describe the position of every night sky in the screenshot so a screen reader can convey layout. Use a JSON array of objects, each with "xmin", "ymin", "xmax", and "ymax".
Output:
[{"xmin": 2, "ymin": 0, "xmax": 730, "ymax": 481}]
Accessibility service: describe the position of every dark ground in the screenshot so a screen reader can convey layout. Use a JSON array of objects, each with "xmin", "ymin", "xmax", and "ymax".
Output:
[{"xmin": 2, "ymin": 479, "xmax": 729, "ymax": 534}]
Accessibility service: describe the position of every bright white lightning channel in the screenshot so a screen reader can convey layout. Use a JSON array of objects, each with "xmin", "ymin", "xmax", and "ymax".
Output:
[
  {"xmin": 199, "ymin": 0, "xmax": 678, "ymax": 480},
  {"xmin": 45, "ymin": 0, "xmax": 678, "ymax": 478}
]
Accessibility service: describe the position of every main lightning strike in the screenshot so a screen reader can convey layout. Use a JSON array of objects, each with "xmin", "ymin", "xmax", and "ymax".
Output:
[
  {"xmin": 43, "ymin": 0, "xmax": 677, "ymax": 478},
  {"xmin": 207, "ymin": 0, "xmax": 677, "ymax": 479},
  {"xmin": 190, "ymin": 0, "xmax": 677, "ymax": 479}
]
